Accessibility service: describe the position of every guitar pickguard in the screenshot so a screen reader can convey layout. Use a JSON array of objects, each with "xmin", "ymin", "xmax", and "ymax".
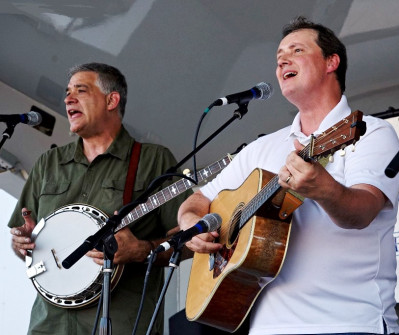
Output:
[
  {"xmin": 212, "ymin": 202, "xmax": 244, "ymax": 277},
  {"xmin": 212, "ymin": 240, "xmax": 238, "ymax": 278}
]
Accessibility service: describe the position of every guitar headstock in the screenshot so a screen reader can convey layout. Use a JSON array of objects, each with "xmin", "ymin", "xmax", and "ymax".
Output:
[{"xmin": 300, "ymin": 110, "xmax": 366, "ymax": 161}]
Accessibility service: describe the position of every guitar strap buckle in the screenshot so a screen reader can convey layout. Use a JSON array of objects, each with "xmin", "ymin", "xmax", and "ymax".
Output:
[{"xmin": 278, "ymin": 191, "xmax": 303, "ymax": 220}]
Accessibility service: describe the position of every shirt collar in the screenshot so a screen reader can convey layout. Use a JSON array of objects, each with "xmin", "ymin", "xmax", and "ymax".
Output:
[
  {"xmin": 287, "ymin": 95, "xmax": 351, "ymax": 145},
  {"xmin": 60, "ymin": 126, "xmax": 134, "ymax": 165}
]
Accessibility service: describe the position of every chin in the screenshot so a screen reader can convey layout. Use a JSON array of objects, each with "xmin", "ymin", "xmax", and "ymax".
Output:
[
  {"xmin": 69, "ymin": 126, "xmax": 82, "ymax": 135},
  {"xmin": 281, "ymin": 87, "xmax": 295, "ymax": 99}
]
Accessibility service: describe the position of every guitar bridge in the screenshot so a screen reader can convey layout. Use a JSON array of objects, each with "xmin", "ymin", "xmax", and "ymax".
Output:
[{"xmin": 26, "ymin": 261, "xmax": 46, "ymax": 279}]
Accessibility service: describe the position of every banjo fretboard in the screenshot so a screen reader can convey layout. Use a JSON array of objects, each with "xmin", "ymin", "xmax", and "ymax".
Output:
[{"xmin": 117, "ymin": 154, "xmax": 233, "ymax": 231}]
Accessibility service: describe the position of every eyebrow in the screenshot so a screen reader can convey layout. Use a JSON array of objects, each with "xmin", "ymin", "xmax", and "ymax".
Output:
[
  {"xmin": 65, "ymin": 84, "xmax": 89, "ymax": 92},
  {"xmin": 277, "ymin": 42, "xmax": 306, "ymax": 56}
]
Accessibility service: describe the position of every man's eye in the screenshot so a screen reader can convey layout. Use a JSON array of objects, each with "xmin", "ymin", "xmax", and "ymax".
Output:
[{"xmin": 295, "ymin": 48, "xmax": 302, "ymax": 53}]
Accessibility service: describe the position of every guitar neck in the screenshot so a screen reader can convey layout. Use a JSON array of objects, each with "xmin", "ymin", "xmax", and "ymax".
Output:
[
  {"xmin": 239, "ymin": 141, "xmax": 326, "ymax": 229},
  {"xmin": 115, "ymin": 154, "xmax": 233, "ymax": 232},
  {"xmin": 240, "ymin": 175, "xmax": 281, "ymax": 227}
]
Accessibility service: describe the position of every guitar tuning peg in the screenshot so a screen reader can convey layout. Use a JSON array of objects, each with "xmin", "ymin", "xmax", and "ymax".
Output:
[
  {"xmin": 351, "ymin": 143, "xmax": 356, "ymax": 152},
  {"xmin": 183, "ymin": 168, "xmax": 191, "ymax": 176},
  {"xmin": 339, "ymin": 149, "xmax": 346, "ymax": 157},
  {"xmin": 329, "ymin": 155, "xmax": 334, "ymax": 163}
]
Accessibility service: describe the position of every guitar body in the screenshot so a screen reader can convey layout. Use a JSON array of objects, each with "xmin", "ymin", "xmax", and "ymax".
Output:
[{"xmin": 186, "ymin": 168, "xmax": 294, "ymax": 332}]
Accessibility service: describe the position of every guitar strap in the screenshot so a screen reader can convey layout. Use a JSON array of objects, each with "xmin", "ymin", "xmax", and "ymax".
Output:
[{"xmin": 123, "ymin": 141, "xmax": 142, "ymax": 205}]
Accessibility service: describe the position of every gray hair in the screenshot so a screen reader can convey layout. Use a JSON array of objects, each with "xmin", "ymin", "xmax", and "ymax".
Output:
[{"xmin": 67, "ymin": 62, "xmax": 128, "ymax": 118}]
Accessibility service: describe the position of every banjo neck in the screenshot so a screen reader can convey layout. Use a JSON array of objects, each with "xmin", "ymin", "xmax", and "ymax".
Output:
[{"xmin": 115, "ymin": 154, "xmax": 234, "ymax": 232}]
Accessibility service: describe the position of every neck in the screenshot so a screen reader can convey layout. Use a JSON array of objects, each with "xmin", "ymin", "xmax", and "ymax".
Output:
[
  {"xmin": 82, "ymin": 124, "xmax": 122, "ymax": 163},
  {"xmin": 296, "ymin": 91, "xmax": 342, "ymax": 136}
]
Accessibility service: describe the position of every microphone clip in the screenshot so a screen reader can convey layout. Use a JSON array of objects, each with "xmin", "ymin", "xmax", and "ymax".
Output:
[
  {"xmin": 233, "ymin": 102, "xmax": 249, "ymax": 120},
  {"xmin": 155, "ymin": 230, "xmax": 185, "ymax": 254}
]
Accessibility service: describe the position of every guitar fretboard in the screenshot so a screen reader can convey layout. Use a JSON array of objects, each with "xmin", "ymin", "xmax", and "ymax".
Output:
[
  {"xmin": 240, "ymin": 175, "xmax": 281, "ymax": 227},
  {"xmin": 116, "ymin": 154, "xmax": 233, "ymax": 232}
]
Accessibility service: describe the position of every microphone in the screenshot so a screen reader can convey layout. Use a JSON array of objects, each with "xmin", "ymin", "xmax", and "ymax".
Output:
[
  {"xmin": 211, "ymin": 82, "xmax": 273, "ymax": 108},
  {"xmin": 0, "ymin": 111, "xmax": 42, "ymax": 126},
  {"xmin": 155, "ymin": 213, "xmax": 222, "ymax": 252},
  {"xmin": 385, "ymin": 150, "xmax": 399, "ymax": 178}
]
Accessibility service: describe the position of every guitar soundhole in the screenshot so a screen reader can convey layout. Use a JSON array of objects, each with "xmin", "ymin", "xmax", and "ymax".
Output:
[{"xmin": 227, "ymin": 206, "xmax": 243, "ymax": 247}]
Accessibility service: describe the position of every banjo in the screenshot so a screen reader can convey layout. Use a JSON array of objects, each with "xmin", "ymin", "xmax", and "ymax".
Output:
[{"xmin": 25, "ymin": 153, "xmax": 234, "ymax": 308}]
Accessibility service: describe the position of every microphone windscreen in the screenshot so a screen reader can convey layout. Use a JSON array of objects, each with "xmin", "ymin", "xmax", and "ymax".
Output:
[
  {"xmin": 202, "ymin": 213, "xmax": 222, "ymax": 231},
  {"xmin": 27, "ymin": 111, "xmax": 42, "ymax": 126},
  {"xmin": 255, "ymin": 82, "xmax": 273, "ymax": 100}
]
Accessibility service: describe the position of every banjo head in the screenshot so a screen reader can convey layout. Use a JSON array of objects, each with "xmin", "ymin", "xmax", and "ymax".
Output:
[{"xmin": 26, "ymin": 204, "xmax": 123, "ymax": 308}]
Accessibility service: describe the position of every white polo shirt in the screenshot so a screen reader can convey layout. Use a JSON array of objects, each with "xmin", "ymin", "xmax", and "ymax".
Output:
[{"xmin": 201, "ymin": 96, "xmax": 399, "ymax": 334}]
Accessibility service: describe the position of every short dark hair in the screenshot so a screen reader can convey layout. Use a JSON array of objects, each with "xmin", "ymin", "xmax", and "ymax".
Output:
[
  {"xmin": 282, "ymin": 16, "xmax": 347, "ymax": 93},
  {"xmin": 67, "ymin": 63, "xmax": 128, "ymax": 118}
]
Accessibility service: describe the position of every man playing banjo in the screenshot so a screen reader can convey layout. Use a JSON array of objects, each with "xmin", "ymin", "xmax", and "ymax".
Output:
[{"xmin": 9, "ymin": 63, "xmax": 190, "ymax": 335}]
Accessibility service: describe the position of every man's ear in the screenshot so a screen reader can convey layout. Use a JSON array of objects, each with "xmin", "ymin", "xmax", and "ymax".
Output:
[
  {"xmin": 327, "ymin": 54, "xmax": 340, "ymax": 73},
  {"xmin": 107, "ymin": 92, "xmax": 121, "ymax": 111}
]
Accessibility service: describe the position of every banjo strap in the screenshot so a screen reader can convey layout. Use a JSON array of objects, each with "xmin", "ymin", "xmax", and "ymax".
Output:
[{"xmin": 123, "ymin": 141, "xmax": 142, "ymax": 205}]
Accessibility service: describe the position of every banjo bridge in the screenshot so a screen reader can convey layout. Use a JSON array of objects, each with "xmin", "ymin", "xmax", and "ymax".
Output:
[
  {"xmin": 26, "ymin": 260, "xmax": 46, "ymax": 279},
  {"xmin": 51, "ymin": 248, "xmax": 62, "ymax": 269}
]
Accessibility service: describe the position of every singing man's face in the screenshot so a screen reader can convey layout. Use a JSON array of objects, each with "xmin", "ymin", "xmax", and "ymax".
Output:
[
  {"xmin": 64, "ymin": 71, "xmax": 110, "ymax": 137},
  {"xmin": 276, "ymin": 28, "xmax": 330, "ymax": 103}
]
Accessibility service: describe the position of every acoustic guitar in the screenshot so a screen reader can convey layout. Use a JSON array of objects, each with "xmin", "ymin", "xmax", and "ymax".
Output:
[{"xmin": 185, "ymin": 110, "xmax": 366, "ymax": 332}]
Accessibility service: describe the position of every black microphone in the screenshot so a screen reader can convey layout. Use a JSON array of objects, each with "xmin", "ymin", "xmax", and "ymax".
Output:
[
  {"xmin": 211, "ymin": 82, "xmax": 273, "ymax": 108},
  {"xmin": 0, "ymin": 111, "xmax": 42, "ymax": 126},
  {"xmin": 155, "ymin": 213, "xmax": 222, "ymax": 252},
  {"xmin": 385, "ymin": 150, "xmax": 399, "ymax": 178}
]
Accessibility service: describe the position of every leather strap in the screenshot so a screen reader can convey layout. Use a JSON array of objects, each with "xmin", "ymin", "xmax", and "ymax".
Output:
[
  {"xmin": 123, "ymin": 141, "xmax": 142, "ymax": 205},
  {"xmin": 279, "ymin": 192, "xmax": 304, "ymax": 220}
]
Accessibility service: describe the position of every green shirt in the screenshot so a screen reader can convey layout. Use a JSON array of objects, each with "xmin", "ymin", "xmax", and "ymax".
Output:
[{"xmin": 8, "ymin": 126, "xmax": 191, "ymax": 335}]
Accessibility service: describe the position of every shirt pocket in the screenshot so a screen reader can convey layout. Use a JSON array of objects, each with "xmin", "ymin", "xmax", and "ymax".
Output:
[
  {"xmin": 100, "ymin": 179, "xmax": 126, "ymax": 213},
  {"xmin": 38, "ymin": 181, "xmax": 71, "ymax": 217},
  {"xmin": 41, "ymin": 181, "xmax": 70, "ymax": 195},
  {"xmin": 99, "ymin": 179, "xmax": 146, "ymax": 216},
  {"xmin": 133, "ymin": 180, "xmax": 145, "ymax": 192},
  {"xmin": 101, "ymin": 179, "xmax": 125, "ymax": 192}
]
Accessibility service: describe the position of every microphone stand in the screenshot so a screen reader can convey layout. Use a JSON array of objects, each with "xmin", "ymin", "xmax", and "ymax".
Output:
[
  {"xmin": 371, "ymin": 106, "xmax": 399, "ymax": 120},
  {"xmin": 142, "ymin": 103, "xmax": 250, "ymax": 334},
  {"xmin": 62, "ymin": 102, "xmax": 250, "ymax": 334},
  {"xmin": 64, "ymin": 101, "xmax": 251, "ymax": 269},
  {"xmin": 0, "ymin": 122, "xmax": 17, "ymax": 172},
  {"xmin": 171, "ymin": 102, "xmax": 249, "ymax": 172},
  {"xmin": 0, "ymin": 122, "xmax": 16, "ymax": 151},
  {"xmin": 145, "ymin": 248, "xmax": 183, "ymax": 335},
  {"xmin": 62, "ymin": 180, "xmax": 175, "ymax": 335},
  {"xmin": 98, "ymin": 234, "xmax": 118, "ymax": 335},
  {"xmin": 372, "ymin": 107, "xmax": 399, "ymax": 178}
]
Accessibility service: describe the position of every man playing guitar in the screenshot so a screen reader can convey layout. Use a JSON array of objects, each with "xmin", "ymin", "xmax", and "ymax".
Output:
[{"xmin": 178, "ymin": 17, "xmax": 399, "ymax": 335}]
